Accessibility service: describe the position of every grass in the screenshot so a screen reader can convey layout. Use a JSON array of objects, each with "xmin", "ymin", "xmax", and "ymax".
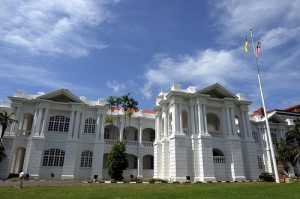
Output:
[{"xmin": 0, "ymin": 181, "xmax": 299, "ymax": 199}]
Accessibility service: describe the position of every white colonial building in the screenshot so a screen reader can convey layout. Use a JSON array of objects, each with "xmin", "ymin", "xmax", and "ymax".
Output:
[
  {"xmin": 0, "ymin": 89, "xmax": 155, "ymax": 180},
  {"xmin": 0, "ymin": 83, "xmax": 299, "ymax": 181}
]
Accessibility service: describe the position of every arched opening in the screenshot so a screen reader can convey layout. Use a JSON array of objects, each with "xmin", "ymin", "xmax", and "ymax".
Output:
[
  {"xmin": 104, "ymin": 125, "xmax": 120, "ymax": 140},
  {"xmin": 207, "ymin": 113, "xmax": 221, "ymax": 137},
  {"xmin": 235, "ymin": 116, "xmax": 241, "ymax": 137},
  {"xmin": 123, "ymin": 126, "xmax": 138, "ymax": 141},
  {"xmin": 212, "ymin": 148, "xmax": 225, "ymax": 163},
  {"xmin": 11, "ymin": 147, "xmax": 26, "ymax": 173},
  {"xmin": 127, "ymin": 154, "xmax": 138, "ymax": 169},
  {"xmin": 142, "ymin": 128, "xmax": 155, "ymax": 144},
  {"xmin": 182, "ymin": 110, "xmax": 189, "ymax": 134},
  {"xmin": 143, "ymin": 155, "xmax": 154, "ymax": 169},
  {"xmin": 19, "ymin": 113, "xmax": 33, "ymax": 136},
  {"xmin": 168, "ymin": 113, "xmax": 172, "ymax": 135}
]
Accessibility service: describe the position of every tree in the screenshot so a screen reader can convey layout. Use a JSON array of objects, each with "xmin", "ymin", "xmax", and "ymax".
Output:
[
  {"xmin": 0, "ymin": 144, "xmax": 6, "ymax": 163},
  {"xmin": 0, "ymin": 111, "xmax": 18, "ymax": 141},
  {"xmin": 107, "ymin": 141, "xmax": 128, "ymax": 181},
  {"xmin": 126, "ymin": 97, "xmax": 139, "ymax": 140},
  {"xmin": 285, "ymin": 118, "xmax": 300, "ymax": 166},
  {"xmin": 275, "ymin": 139, "xmax": 294, "ymax": 173}
]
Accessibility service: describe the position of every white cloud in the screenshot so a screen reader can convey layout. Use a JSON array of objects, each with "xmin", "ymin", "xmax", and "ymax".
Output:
[
  {"xmin": 140, "ymin": 82, "xmax": 152, "ymax": 99},
  {"xmin": 0, "ymin": 0, "xmax": 118, "ymax": 57},
  {"xmin": 0, "ymin": 61, "xmax": 86, "ymax": 91},
  {"xmin": 106, "ymin": 80, "xmax": 126, "ymax": 93},
  {"xmin": 145, "ymin": 49, "xmax": 252, "ymax": 88}
]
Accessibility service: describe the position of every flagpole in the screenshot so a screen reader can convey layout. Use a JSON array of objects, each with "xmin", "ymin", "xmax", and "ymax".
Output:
[{"xmin": 249, "ymin": 29, "xmax": 280, "ymax": 183}]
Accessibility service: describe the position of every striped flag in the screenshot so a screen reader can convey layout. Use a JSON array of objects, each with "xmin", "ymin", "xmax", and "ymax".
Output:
[
  {"xmin": 244, "ymin": 38, "xmax": 248, "ymax": 53},
  {"xmin": 255, "ymin": 41, "xmax": 261, "ymax": 57}
]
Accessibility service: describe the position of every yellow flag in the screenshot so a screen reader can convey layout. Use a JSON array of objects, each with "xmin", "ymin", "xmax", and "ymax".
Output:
[{"xmin": 244, "ymin": 38, "xmax": 248, "ymax": 53}]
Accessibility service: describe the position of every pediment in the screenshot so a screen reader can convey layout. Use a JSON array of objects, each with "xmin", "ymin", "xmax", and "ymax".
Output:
[
  {"xmin": 197, "ymin": 83, "xmax": 237, "ymax": 99},
  {"xmin": 37, "ymin": 89, "xmax": 83, "ymax": 103},
  {"xmin": 268, "ymin": 113, "xmax": 286, "ymax": 124}
]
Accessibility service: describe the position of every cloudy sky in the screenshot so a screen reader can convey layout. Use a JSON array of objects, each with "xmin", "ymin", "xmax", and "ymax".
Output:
[{"xmin": 1, "ymin": 0, "xmax": 299, "ymax": 112}]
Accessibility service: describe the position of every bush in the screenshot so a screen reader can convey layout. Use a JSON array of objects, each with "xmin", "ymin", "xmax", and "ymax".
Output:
[
  {"xmin": 107, "ymin": 141, "xmax": 128, "ymax": 181},
  {"xmin": 259, "ymin": 172, "xmax": 275, "ymax": 182}
]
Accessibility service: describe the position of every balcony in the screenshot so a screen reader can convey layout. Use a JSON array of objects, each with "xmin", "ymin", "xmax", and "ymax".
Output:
[
  {"xmin": 142, "ymin": 141, "xmax": 153, "ymax": 147},
  {"xmin": 213, "ymin": 156, "xmax": 225, "ymax": 164},
  {"xmin": 209, "ymin": 131, "xmax": 223, "ymax": 137},
  {"xmin": 16, "ymin": 130, "xmax": 31, "ymax": 137}
]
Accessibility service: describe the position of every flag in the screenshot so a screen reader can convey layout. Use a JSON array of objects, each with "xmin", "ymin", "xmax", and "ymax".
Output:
[
  {"xmin": 244, "ymin": 38, "xmax": 248, "ymax": 53},
  {"xmin": 255, "ymin": 41, "xmax": 261, "ymax": 57}
]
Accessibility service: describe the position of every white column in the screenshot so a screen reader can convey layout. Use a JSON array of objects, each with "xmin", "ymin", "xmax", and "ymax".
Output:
[
  {"xmin": 190, "ymin": 104, "xmax": 195, "ymax": 135},
  {"xmin": 100, "ymin": 114, "xmax": 105, "ymax": 142},
  {"xmin": 78, "ymin": 112, "xmax": 85, "ymax": 139},
  {"xmin": 230, "ymin": 107, "xmax": 237, "ymax": 136},
  {"xmin": 226, "ymin": 107, "xmax": 232, "ymax": 135},
  {"xmin": 179, "ymin": 104, "xmax": 183, "ymax": 133},
  {"xmin": 173, "ymin": 104, "xmax": 180, "ymax": 134},
  {"xmin": 11, "ymin": 106, "xmax": 21, "ymax": 136},
  {"xmin": 95, "ymin": 113, "xmax": 101, "ymax": 141},
  {"xmin": 203, "ymin": 105, "xmax": 208, "ymax": 134},
  {"xmin": 155, "ymin": 114, "xmax": 160, "ymax": 142},
  {"xmin": 163, "ymin": 111, "xmax": 168, "ymax": 137},
  {"xmin": 40, "ymin": 108, "xmax": 49, "ymax": 137},
  {"xmin": 244, "ymin": 111, "xmax": 252, "ymax": 137},
  {"xmin": 119, "ymin": 121, "xmax": 124, "ymax": 141},
  {"xmin": 73, "ymin": 111, "xmax": 81, "ymax": 140},
  {"xmin": 67, "ymin": 110, "xmax": 75, "ymax": 140},
  {"xmin": 240, "ymin": 110, "xmax": 247, "ymax": 138},
  {"xmin": 34, "ymin": 108, "xmax": 43, "ymax": 136},
  {"xmin": 30, "ymin": 109, "xmax": 38, "ymax": 137},
  {"xmin": 197, "ymin": 104, "xmax": 204, "ymax": 134},
  {"xmin": 139, "ymin": 119, "xmax": 143, "ymax": 143}
]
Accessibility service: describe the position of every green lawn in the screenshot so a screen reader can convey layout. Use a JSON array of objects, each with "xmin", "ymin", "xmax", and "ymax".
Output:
[{"xmin": 1, "ymin": 182, "xmax": 299, "ymax": 199}]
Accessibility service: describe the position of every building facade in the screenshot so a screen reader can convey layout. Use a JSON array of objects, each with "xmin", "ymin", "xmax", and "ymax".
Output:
[
  {"xmin": 0, "ymin": 89, "xmax": 155, "ymax": 179},
  {"xmin": 0, "ymin": 84, "xmax": 299, "ymax": 181}
]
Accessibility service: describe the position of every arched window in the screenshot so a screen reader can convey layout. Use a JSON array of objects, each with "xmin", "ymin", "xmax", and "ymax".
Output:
[
  {"xmin": 81, "ymin": 150, "xmax": 93, "ymax": 167},
  {"xmin": 212, "ymin": 148, "xmax": 225, "ymax": 164},
  {"xmin": 48, "ymin": 115, "xmax": 70, "ymax": 132},
  {"xmin": 42, "ymin": 148, "xmax": 65, "ymax": 167},
  {"xmin": 84, "ymin": 118, "xmax": 96, "ymax": 134}
]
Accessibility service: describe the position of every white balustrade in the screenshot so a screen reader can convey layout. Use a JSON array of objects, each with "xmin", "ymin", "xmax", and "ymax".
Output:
[
  {"xmin": 182, "ymin": 128, "xmax": 190, "ymax": 135},
  {"xmin": 16, "ymin": 130, "xmax": 31, "ymax": 137},
  {"xmin": 142, "ymin": 141, "xmax": 153, "ymax": 147},
  {"xmin": 104, "ymin": 139, "xmax": 118, "ymax": 145},
  {"xmin": 213, "ymin": 156, "xmax": 225, "ymax": 164},
  {"xmin": 209, "ymin": 131, "xmax": 223, "ymax": 137}
]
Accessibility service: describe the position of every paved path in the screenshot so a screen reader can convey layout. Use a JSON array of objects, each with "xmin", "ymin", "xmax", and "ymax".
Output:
[{"xmin": 0, "ymin": 180, "xmax": 83, "ymax": 187}]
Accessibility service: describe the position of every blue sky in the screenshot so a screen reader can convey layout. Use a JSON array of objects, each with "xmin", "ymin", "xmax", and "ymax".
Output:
[{"xmin": 1, "ymin": 0, "xmax": 300, "ymax": 112}]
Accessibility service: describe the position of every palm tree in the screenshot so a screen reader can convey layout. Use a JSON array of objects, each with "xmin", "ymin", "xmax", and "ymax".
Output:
[
  {"xmin": 120, "ymin": 93, "xmax": 131, "ymax": 140},
  {"xmin": 0, "ymin": 144, "xmax": 6, "ymax": 163},
  {"xmin": 105, "ymin": 96, "xmax": 117, "ymax": 139},
  {"xmin": 0, "ymin": 111, "xmax": 18, "ymax": 142},
  {"xmin": 126, "ymin": 97, "xmax": 139, "ymax": 141},
  {"xmin": 285, "ymin": 118, "xmax": 300, "ymax": 166},
  {"xmin": 275, "ymin": 139, "xmax": 295, "ymax": 173}
]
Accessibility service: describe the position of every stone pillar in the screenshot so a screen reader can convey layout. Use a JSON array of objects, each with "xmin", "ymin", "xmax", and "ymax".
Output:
[
  {"xmin": 61, "ymin": 141, "xmax": 79, "ymax": 180},
  {"xmin": 95, "ymin": 113, "xmax": 101, "ymax": 141},
  {"xmin": 67, "ymin": 110, "xmax": 75, "ymax": 140},
  {"xmin": 11, "ymin": 105, "xmax": 21, "ymax": 136},
  {"xmin": 100, "ymin": 113, "xmax": 105, "ymax": 142},
  {"xmin": 78, "ymin": 112, "xmax": 85, "ymax": 140},
  {"xmin": 119, "ymin": 121, "xmax": 124, "ymax": 141},
  {"xmin": 161, "ymin": 138, "xmax": 170, "ymax": 180},
  {"xmin": 33, "ymin": 108, "xmax": 43, "ymax": 136},
  {"xmin": 169, "ymin": 134, "xmax": 187, "ymax": 182},
  {"xmin": 30, "ymin": 108, "xmax": 38, "ymax": 137},
  {"xmin": 73, "ymin": 111, "xmax": 81, "ymax": 140},
  {"xmin": 190, "ymin": 103, "xmax": 196, "ymax": 135},
  {"xmin": 40, "ymin": 107, "xmax": 49, "ymax": 137},
  {"xmin": 163, "ymin": 111, "xmax": 168, "ymax": 138},
  {"xmin": 22, "ymin": 137, "xmax": 45, "ymax": 179},
  {"xmin": 179, "ymin": 104, "xmax": 183, "ymax": 133}
]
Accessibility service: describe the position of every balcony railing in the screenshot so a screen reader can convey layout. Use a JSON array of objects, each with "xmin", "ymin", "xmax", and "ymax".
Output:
[
  {"xmin": 183, "ymin": 128, "xmax": 190, "ymax": 135},
  {"xmin": 142, "ymin": 141, "xmax": 153, "ymax": 147},
  {"xmin": 16, "ymin": 130, "xmax": 31, "ymax": 137},
  {"xmin": 213, "ymin": 156, "xmax": 225, "ymax": 164},
  {"xmin": 124, "ymin": 140, "xmax": 138, "ymax": 146},
  {"xmin": 209, "ymin": 131, "xmax": 222, "ymax": 137},
  {"xmin": 104, "ymin": 139, "xmax": 119, "ymax": 145}
]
